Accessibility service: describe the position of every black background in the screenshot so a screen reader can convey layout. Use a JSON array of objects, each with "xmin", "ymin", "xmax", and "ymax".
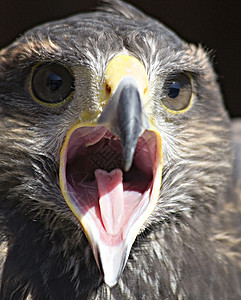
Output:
[{"xmin": 0, "ymin": 0, "xmax": 240, "ymax": 117}]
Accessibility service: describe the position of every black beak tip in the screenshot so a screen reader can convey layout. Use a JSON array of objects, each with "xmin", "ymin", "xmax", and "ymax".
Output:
[{"xmin": 123, "ymin": 156, "xmax": 133, "ymax": 173}]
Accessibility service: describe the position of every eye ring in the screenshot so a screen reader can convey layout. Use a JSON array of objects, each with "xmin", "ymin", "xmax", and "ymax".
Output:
[
  {"xmin": 161, "ymin": 72, "xmax": 193, "ymax": 113},
  {"xmin": 30, "ymin": 63, "xmax": 75, "ymax": 107}
]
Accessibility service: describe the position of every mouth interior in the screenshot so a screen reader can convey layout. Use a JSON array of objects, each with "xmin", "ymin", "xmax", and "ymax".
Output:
[{"xmin": 63, "ymin": 126, "xmax": 157, "ymax": 239}]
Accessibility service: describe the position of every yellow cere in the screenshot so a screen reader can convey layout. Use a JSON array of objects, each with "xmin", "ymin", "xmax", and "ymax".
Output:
[
  {"xmin": 80, "ymin": 55, "xmax": 149, "ymax": 123},
  {"xmin": 102, "ymin": 55, "xmax": 149, "ymax": 104}
]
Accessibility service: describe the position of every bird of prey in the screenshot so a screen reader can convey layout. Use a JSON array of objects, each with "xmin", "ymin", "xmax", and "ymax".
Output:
[{"xmin": 0, "ymin": 0, "xmax": 241, "ymax": 299}]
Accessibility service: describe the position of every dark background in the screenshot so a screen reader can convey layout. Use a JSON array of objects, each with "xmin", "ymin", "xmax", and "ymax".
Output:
[{"xmin": 0, "ymin": 0, "xmax": 240, "ymax": 117}]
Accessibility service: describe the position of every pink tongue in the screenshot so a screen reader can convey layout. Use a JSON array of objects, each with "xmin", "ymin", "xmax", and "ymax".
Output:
[{"xmin": 95, "ymin": 169, "xmax": 124, "ymax": 236}]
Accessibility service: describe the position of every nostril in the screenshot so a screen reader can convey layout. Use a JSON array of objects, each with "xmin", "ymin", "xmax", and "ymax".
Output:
[{"xmin": 106, "ymin": 84, "xmax": 111, "ymax": 95}]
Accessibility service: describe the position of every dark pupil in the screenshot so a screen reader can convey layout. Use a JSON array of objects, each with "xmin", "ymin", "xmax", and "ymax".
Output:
[
  {"xmin": 47, "ymin": 72, "xmax": 62, "ymax": 91},
  {"xmin": 168, "ymin": 81, "xmax": 181, "ymax": 98}
]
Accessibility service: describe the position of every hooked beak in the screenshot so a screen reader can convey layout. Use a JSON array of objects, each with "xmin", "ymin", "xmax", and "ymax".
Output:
[
  {"xmin": 98, "ymin": 75, "xmax": 149, "ymax": 171},
  {"xmin": 59, "ymin": 55, "xmax": 163, "ymax": 287}
]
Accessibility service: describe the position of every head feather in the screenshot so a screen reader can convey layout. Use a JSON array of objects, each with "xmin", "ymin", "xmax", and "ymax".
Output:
[{"xmin": 98, "ymin": 0, "xmax": 147, "ymax": 21}]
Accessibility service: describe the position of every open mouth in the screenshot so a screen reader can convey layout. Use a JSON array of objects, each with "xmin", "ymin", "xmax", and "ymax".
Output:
[
  {"xmin": 58, "ymin": 54, "xmax": 163, "ymax": 286},
  {"xmin": 60, "ymin": 124, "xmax": 161, "ymax": 246}
]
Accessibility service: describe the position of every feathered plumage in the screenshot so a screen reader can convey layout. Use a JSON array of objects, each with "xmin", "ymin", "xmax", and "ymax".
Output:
[{"xmin": 0, "ymin": 1, "xmax": 240, "ymax": 299}]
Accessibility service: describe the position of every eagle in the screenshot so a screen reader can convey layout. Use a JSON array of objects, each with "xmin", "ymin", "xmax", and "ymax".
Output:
[{"xmin": 0, "ymin": 0, "xmax": 240, "ymax": 299}]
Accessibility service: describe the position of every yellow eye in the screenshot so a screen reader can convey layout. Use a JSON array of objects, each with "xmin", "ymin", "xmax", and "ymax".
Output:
[
  {"xmin": 30, "ymin": 63, "xmax": 75, "ymax": 107},
  {"xmin": 161, "ymin": 72, "xmax": 193, "ymax": 113}
]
